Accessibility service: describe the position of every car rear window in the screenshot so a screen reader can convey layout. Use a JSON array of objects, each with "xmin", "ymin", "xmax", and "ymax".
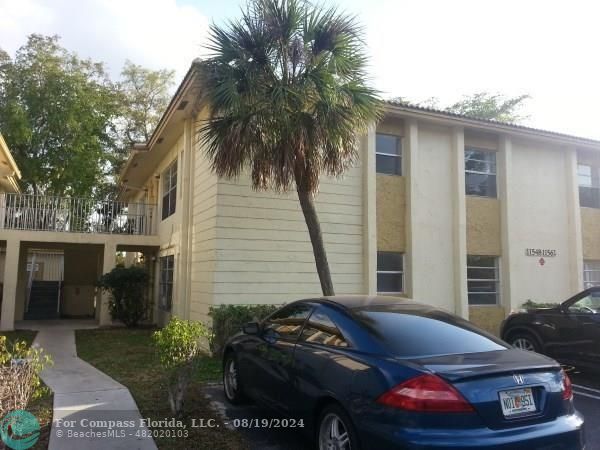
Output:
[{"xmin": 352, "ymin": 307, "xmax": 508, "ymax": 358}]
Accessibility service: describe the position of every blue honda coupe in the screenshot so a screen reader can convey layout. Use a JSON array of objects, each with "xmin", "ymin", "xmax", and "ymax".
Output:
[{"xmin": 222, "ymin": 296, "xmax": 585, "ymax": 449}]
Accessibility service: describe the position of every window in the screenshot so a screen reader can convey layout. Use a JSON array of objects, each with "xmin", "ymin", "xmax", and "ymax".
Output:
[
  {"xmin": 377, "ymin": 251, "xmax": 404, "ymax": 294},
  {"xmin": 161, "ymin": 160, "xmax": 177, "ymax": 220},
  {"xmin": 467, "ymin": 255, "xmax": 499, "ymax": 305},
  {"xmin": 567, "ymin": 292, "xmax": 600, "ymax": 314},
  {"xmin": 159, "ymin": 255, "xmax": 174, "ymax": 311},
  {"xmin": 262, "ymin": 304, "xmax": 312, "ymax": 341},
  {"xmin": 578, "ymin": 164, "xmax": 600, "ymax": 208},
  {"xmin": 583, "ymin": 260, "xmax": 600, "ymax": 288},
  {"xmin": 465, "ymin": 149, "xmax": 497, "ymax": 197},
  {"xmin": 300, "ymin": 309, "xmax": 348, "ymax": 347},
  {"xmin": 376, "ymin": 134, "xmax": 402, "ymax": 175}
]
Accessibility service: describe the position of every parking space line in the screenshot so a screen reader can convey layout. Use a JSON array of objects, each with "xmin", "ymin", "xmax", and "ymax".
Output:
[
  {"xmin": 573, "ymin": 384, "xmax": 600, "ymax": 395},
  {"xmin": 573, "ymin": 390, "xmax": 600, "ymax": 401}
]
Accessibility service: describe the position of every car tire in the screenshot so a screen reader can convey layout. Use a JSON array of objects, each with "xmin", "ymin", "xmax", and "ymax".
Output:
[
  {"xmin": 223, "ymin": 352, "xmax": 245, "ymax": 404},
  {"xmin": 509, "ymin": 333, "xmax": 541, "ymax": 353},
  {"xmin": 317, "ymin": 403, "xmax": 360, "ymax": 450}
]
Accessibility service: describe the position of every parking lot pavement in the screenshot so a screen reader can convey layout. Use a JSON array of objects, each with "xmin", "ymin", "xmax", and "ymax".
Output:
[
  {"xmin": 202, "ymin": 384, "xmax": 311, "ymax": 450},
  {"xmin": 570, "ymin": 371, "xmax": 600, "ymax": 450}
]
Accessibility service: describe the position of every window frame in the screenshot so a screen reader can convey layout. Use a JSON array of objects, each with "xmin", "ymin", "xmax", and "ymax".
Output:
[
  {"xmin": 298, "ymin": 306, "xmax": 352, "ymax": 349},
  {"xmin": 467, "ymin": 255, "xmax": 500, "ymax": 306},
  {"xmin": 261, "ymin": 303, "xmax": 313, "ymax": 342},
  {"xmin": 578, "ymin": 163, "xmax": 600, "ymax": 209},
  {"xmin": 377, "ymin": 251, "xmax": 404, "ymax": 295},
  {"xmin": 159, "ymin": 254, "xmax": 174, "ymax": 311},
  {"xmin": 464, "ymin": 148, "xmax": 497, "ymax": 198},
  {"xmin": 161, "ymin": 159, "xmax": 178, "ymax": 220},
  {"xmin": 583, "ymin": 260, "xmax": 600, "ymax": 288},
  {"xmin": 375, "ymin": 133, "xmax": 402, "ymax": 176}
]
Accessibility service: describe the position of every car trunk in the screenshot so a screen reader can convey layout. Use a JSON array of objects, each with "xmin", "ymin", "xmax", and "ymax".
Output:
[{"xmin": 406, "ymin": 349, "xmax": 568, "ymax": 430}]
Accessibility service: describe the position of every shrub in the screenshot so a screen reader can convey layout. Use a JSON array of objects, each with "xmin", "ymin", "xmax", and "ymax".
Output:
[
  {"xmin": 0, "ymin": 336, "xmax": 52, "ymax": 416},
  {"xmin": 153, "ymin": 318, "xmax": 210, "ymax": 417},
  {"xmin": 522, "ymin": 299, "xmax": 559, "ymax": 309},
  {"xmin": 98, "ymin": 265, "xmax": 149, "ymax": 327},
  {"xmin": 208, "ymin": 304, "xmax": 280, "ymax": 356}
]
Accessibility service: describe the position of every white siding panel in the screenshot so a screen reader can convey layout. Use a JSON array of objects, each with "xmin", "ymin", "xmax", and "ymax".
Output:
[{"xmin": 212, "ymin": 166, "xmax": 365, "ymax": 305}]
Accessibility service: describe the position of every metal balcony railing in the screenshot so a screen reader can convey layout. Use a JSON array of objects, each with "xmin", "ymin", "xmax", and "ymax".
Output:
[{"xmin": 0, "ymin": 193, "xmax": 156, "ymax": 235}]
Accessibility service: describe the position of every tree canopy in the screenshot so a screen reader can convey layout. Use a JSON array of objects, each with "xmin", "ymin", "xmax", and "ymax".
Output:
[
  {"xmin": 0, "ymin": 35, "xmax": 176, "ymax": 198},
  {"xmin": 392, "ymin": 92, "xmax": 530, "ymax": 124},
  {"xmin": 0, "ymin": 35, "xmax": 119, "ymax": 197},
  {"xmin": 198, "ymin": 0, "xmax": 383, "ymax": 295}
]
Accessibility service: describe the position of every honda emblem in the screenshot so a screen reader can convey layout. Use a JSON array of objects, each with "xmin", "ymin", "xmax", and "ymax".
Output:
[{"xmin": 513, "ymin": 374, "xmax": 525, "ymax": 385}]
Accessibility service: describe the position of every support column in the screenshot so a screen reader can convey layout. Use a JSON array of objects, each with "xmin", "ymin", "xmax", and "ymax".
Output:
[
  {"xmin": 1, "ymin": 239, "xmax": 19, "ymax": 331},
  {"xmin": 178, "ymin": 118, "xmax": 194, "ymax": 319},
  {"xmin": 405, "ymin": 119, "xmax": 419, "ymax": 299},
  {"xmin": 566, "ymin": 146, "xmax": 584, "ymax": 292},
  {"xmin": 363, "ymin": 124, "xmax": 377, "ymax": 295},
  {"xmin": 99, "ymin": 242, "xmax": 116, "ymax": 326},
  {"xmin": 498, "ymin": 136, "xmax": 516, "ymax": 311},
  {"xmin": 451, "ymin": 127, "xmax": 469, "ymax": 319}
]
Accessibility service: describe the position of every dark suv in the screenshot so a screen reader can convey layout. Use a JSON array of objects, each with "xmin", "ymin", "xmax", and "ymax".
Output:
[{"xmin": 501, "ymin": 287, "xmax": 600, "ymax": 371}]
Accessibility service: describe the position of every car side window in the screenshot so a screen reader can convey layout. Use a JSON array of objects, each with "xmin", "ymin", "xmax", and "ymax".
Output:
[
  {"xmin": 568, "ymin": 293, "xmax": 600, "ymax": 314},
  {"xmin": 300, "ymin": 309, "xmax": 349, "ymax": 348},
  {"xmin": 262, "ymin": 304, "xmax": 312, "ymax": 341}
]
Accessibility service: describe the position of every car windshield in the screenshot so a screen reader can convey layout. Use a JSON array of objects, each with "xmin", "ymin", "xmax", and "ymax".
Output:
[{"xmin": 352, "ymin": 306, "xmax": 509, "ymax": 358}]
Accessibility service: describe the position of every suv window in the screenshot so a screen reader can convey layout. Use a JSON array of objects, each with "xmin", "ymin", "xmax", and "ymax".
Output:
[
  {"xmin": 263, "ymin": 304, "xmax": 312, "ymax": 341},
  {"xmin": 568, "ymin": 292, "xmax": 600, "ymax": 314},
  {"xmin": 300, "ymin": 309, "xmax": 349, "ymax": 347}
]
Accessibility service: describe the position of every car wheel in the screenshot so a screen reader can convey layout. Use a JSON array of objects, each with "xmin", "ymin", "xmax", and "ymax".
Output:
[
  {"xmin": 317, "ymin": 404, "xmax": 360, "ymax": 450},
  {"xmin": 223, "ymin": 352, "xmax": 245, "ymax": 404},
  {"xmin": 510, "ymin": 333, "xmax": 541, "ymax": 353}
]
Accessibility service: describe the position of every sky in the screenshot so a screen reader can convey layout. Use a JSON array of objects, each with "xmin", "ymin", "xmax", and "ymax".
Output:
[{"xmin": 1, "ymin": 0, "xmax": 599, "ymax": 139}]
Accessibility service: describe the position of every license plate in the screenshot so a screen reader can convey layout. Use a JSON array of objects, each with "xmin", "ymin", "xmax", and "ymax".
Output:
[{"xmin": 499, "ymin": 388, "xmax": 536, "ymax": 417}]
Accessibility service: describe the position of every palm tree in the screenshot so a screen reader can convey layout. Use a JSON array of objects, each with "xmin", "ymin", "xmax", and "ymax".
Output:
[{"xmin": 198, "ymin": 0, "xmax": 382, "ymax": 296}]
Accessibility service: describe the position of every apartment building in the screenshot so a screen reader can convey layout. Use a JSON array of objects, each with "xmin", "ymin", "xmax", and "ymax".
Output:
[{"xmin": 2, "ymin": 61, "xmax": 599, "ymax": 335}]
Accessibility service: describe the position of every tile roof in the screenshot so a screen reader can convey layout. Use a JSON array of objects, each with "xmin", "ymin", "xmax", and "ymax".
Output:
[{"xmin": 386, "ymin": 100, "xmax": 600, "ymax": 146}]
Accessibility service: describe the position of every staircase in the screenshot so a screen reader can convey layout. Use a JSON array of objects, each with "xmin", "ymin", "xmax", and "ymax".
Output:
[{"xmin": 25, "ymin": 281, "xmax": 61, "ymax": 320}]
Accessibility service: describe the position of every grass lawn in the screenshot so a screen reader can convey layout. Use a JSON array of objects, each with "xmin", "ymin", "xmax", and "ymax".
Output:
[
  {"xmin": 1, "ymin": 330, "xmax": 53, "ymax": 450},
  {"xmin": 76, "ymin": 328, "xmax": 248, "ymax": 450}
]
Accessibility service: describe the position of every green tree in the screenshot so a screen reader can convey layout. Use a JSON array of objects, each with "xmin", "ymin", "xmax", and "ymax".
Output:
[
  {"xmin": 446, "ymin": 92, "xmax": 530, "ymax": 123},
  {"xmin": 0, "ymin": 34, "xmax": 119, "ymax": 197},
  {"xmin": 198, "ymin": 0, "xmax": 383, "ymax": 295},
  {"xmin": 393, "ymin": 92, "xmax": 530, "ymax": 123},
  {"xmin": 118, "ymin": 61, "xmax": 175, "ymax": 146}
]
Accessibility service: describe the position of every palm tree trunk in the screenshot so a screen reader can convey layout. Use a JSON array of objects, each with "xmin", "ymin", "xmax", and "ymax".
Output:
[{"xmin": 297, "ymin": 188, "xmax": 335, "ymax": 296}]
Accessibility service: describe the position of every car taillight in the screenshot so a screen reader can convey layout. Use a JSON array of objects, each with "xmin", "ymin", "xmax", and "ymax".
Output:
[
  {"xmin": 376, "ymin": 373, "xmax": 475, "ymax": 413},
  {"xmin": 561, "ymin": 370, "xmax": 573, "ymax": 401}
]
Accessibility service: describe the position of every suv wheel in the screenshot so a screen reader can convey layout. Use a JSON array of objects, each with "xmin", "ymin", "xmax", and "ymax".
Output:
[
  {"xmin": 510, "ymin": 333, "xmax": 541, "ymax": 353},
  {"xmin": 223, "ymin": 352, "xmax": 245, "ymax": 404}
]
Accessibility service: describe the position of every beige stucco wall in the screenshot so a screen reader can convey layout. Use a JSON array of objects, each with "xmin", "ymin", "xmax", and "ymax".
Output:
[
  {"xmin": 581, "ymin": 207, "xmax": 600, "ymax": 259},
  {"xmin": 376, "ymin": 175, "xmax": 406, "ymax": 252},
  {"xmin": 409, "ymin": 123, "xmax": 456, "ymax": 311},
  {"xmin": 507, "ymin": 138, "xmax": 574, "ymax": 307},
  {"xmin": 469, "ymin": 305, "xmax": 505, "ymax": 336},
  {"xmin": 466, "ymin": 197, "xmax": 501, "ymax": 255}
]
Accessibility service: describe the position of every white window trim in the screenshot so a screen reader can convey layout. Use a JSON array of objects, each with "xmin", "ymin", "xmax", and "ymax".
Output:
[
  {"xmin": 583, "ymin": 260, "xmax": 600, "ymax": 288},
  {"xmin": 375, "ymin": 133, "xmax": 403, "ymax": 175},
  {"xmin": 161, "ymin": 159, "xmax": 177, "ymax": 220},
  {"xmin": 467, "ymin": 257, "xmax": 500, "ymax": 305},
  {"xmin": 376, "ymin": 254, "xmax": 404, "ymax": 294}
]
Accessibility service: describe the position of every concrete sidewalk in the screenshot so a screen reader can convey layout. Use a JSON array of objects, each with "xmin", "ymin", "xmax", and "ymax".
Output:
[{"xmin": 32, "ymin": 323, "xmax": 157, "ymax": 450}]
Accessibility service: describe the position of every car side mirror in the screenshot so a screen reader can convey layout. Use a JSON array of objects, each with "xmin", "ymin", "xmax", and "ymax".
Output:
[{"xmin": 242, "ymin": 322, "xmax": 260, "ymax": 335}]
